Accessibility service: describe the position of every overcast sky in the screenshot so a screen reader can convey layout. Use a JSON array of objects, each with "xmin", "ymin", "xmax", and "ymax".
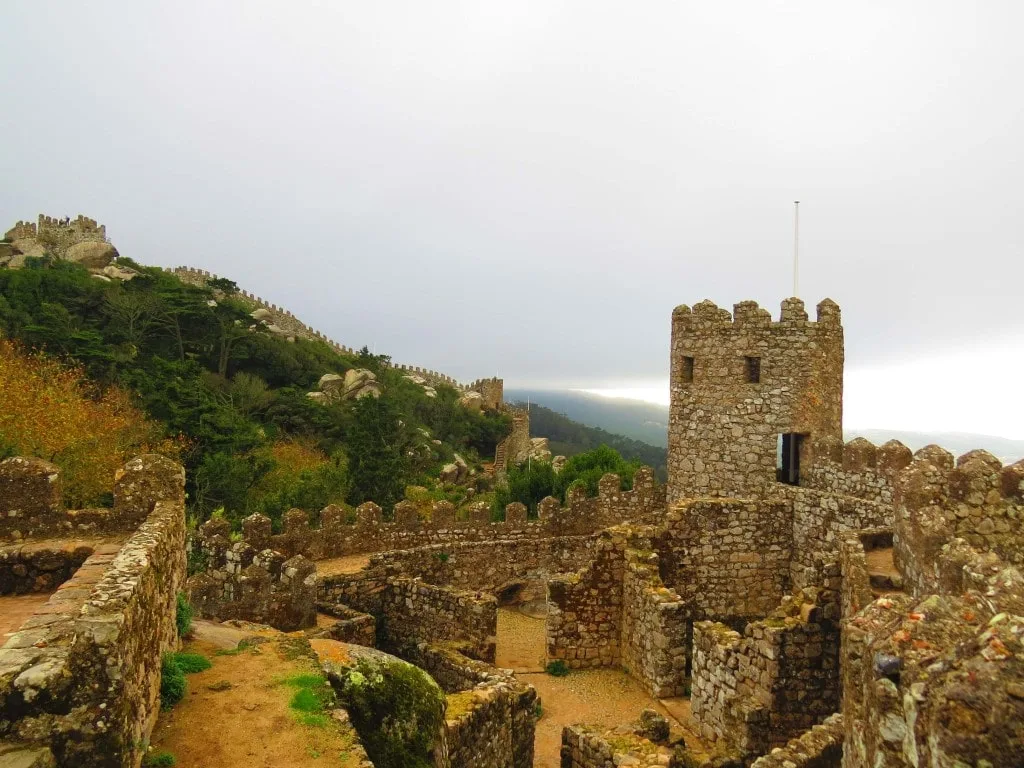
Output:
[{"xmin": 2, "ymin": 2, "xmax": 1022, "ymax": 437}]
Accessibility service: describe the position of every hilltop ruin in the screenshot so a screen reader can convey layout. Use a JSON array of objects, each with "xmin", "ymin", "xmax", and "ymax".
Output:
[{"xmin": 1, "ymin": 296, "xmax": 1021, "ymax": 767}]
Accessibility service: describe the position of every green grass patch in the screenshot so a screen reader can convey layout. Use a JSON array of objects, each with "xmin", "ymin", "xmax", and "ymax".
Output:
[
  {"xmin": 170, "ymin": 652, "xmax": 212, "ymax": 674},
  {"xmin": 142, "ymin": 751, "xmax": 176, "ymax": 767},
  {"xmin": 282, "ymin": 670, "xmax": 336, "ymax": 728}
]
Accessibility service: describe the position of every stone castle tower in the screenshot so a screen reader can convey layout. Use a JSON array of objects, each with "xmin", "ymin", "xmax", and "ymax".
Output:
[{"xmin": 666, "ymin": 297, "xmax": 844, "ymax": 502}]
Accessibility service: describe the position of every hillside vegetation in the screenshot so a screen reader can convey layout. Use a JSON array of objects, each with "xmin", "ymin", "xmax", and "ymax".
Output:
[
  {"xmin": 0, "ymin": 256, "xmax": 509, "ymax": 526},
  {"xmin": 512, "ymin": 401, "xmax": 667, "ymax": 481}
]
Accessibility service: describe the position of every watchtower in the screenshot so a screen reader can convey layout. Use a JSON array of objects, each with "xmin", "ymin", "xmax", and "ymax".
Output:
[{"xmin": 666, "ymin": 297, "xmax": 843, "ymax": 502}]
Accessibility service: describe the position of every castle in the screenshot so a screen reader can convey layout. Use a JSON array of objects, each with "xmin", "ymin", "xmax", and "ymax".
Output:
[{"xmin": 1, "ymin": 294, "xmax": 1021, "ymax": 768}]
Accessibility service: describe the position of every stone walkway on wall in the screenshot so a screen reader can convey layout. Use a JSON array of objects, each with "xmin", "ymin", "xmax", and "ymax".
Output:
[
  {"xmin": 495, "ymin": 608, "xmax": 710, "ymax": 768},
  {"xmin": 0, "ymin": 593, "xmax": 53, "ymax": 640},
  {"xmin": 315, "ymin": 553, "xmax": 372, "ymax": 576}
]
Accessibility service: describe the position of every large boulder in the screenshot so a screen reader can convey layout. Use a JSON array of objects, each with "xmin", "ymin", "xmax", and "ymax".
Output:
[
  {"xmin": 343, "ymin": 368, "xmax": 382, "ymax": 399},
  {"xmin": 101, "ymin": 263, "xmax": 138, "ymax": 281},
  {"xmin": 10, "ymin": 238, "xmax": 45, "ymax": 259},
  {"xmin": 250, "ymin": 307, "xmax": 272, "ymax": 321},
  {"xmin": 65, "ymin": 241, "xmax": 118, "ymax": 269},
  {"xmin": 458, "ymin": 390, "xmax": 483, "ymax": 412},
  {"xmin": 319, "ymin": 643, "xmax": 446, "ymax": 768}
]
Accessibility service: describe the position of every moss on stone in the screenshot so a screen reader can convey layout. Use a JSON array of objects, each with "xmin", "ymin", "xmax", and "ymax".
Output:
[{"xmin": 328, "ymin": 647, "xmax": 445, "ymax": 768}]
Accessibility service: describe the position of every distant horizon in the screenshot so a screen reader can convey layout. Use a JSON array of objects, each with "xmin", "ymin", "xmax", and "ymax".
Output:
[{"xmin": 505, "ymin": 335, "xmax": 1024, "ymax": 442}]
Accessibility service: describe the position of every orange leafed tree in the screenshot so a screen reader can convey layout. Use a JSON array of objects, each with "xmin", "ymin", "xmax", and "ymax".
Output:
[{"xmin": 0, "ymin": 337, "xmax": 181, "ymax": 506}]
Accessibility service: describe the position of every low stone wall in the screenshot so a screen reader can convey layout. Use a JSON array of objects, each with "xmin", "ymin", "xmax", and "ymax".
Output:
[
  {"xmin": 560, "ymin": 725, "xmax": 680, "ymax": 768},
  {"xmin": 620, "ymin": 537, "xmax": 690, "ymax": 697},
  {"xmin": 310, "ymin": 602, "xmax": 376, "ymax": 646},
  {"xmin": 805, "ymin": 436, "xmax": 912, "ymax": 505},
  {"xmin": 690, "ymin": 589, "xmax": 839, "ymax": 757},
  {"xmin": 0, "ymin": 456, "xmax": 186, "ymax": 768},
  {"xmin": 368, "ymin": 534, "xmax": 600, "ymax": 594},
  {"xmin": 661, "ymin": 498, "xmax": 793, "ymax": 623},
  {"xmin": 199, "ymin": 467, "xmax": 664, "ymax": 560},
  {"xmin": 394, "ymin": 642, "xmax": 536, "ymax": 768},
  {"xmin": 0, "ymin": 540, "xmax": 98, "ymax": 594},
  {"xmin": 546, "ymin": 528, "xmax": 627, "ymax": 669},
  {"xmin": 894, "ymin": 447, "xmax": 1024, "ymax": 596},
  {"xmin": 0, "ymin": 455, "xmax": 186, "ymax": 543},
  {"xmin": 187, "ymin": 526, "xmax": 317, "ymax": 631},
  {"xmin": 749, "ymin": 714, "xmax": 843, "ymax": 768},
  {"xmin": 787, "ymin": 487, "xmax": 892, "ymax": 592},
  {"xmin": 381, "ymin": 578, "xmax": 497, "ymax": 662}
]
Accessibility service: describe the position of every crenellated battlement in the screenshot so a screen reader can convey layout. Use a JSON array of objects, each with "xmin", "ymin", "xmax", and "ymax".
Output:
[
  {"xmin": 192, "ymin": 467, "xmax": 663, "ymax": 561},
  {"xmin": 671, "ymin": 297, "xmax": 842, "ymax": 329},
  {"xmin": 803, "ymin": 436, "xmax": 913, "ymax": 504},
  {"xmin": 4, "ymin": 213, "xmax": 108, "ymax": 259},
  {"xmin": 169, "ymin": 266, "xmax": 469, "ymax": 388},
  {"xmin": 892, "ymin": 445, "xmax": 1024, "ymax": 593}
]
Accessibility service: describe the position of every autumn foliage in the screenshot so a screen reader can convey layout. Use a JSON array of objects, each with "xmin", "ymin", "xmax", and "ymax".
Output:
[{"xmin": 0, "ymin": 337, "xmax": 181, "ymax": 506}]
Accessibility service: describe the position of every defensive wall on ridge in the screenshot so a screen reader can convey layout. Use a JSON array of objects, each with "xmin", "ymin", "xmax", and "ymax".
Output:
[
  {"xmin": 169, "ymin": 266, "xmax": 480, "ymax": 390},
  {"xmin": 0, "ymin": 455, "xmax": 187, "ymax": 768},
  {"xmin": 4, "ymin": 215, "xmax": 107, "ymax": 254}
]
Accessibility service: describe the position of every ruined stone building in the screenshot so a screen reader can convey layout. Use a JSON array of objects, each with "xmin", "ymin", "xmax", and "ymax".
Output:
[{"xmin": 2, "ymin": 296, "xmax": 1021, "ymax": 768}]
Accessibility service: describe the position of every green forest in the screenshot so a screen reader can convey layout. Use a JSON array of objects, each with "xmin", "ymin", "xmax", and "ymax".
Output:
[{"xmin": 0, "ymin": 256, "xmax": 510, "ymax": 528}]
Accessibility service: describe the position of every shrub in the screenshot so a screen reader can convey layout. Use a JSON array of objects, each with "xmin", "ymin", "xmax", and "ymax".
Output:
[
  {"xmin": 545, "ymin": 660, "xmax": 569, "ymax": 677},
  {"xmin": 175, "ymin": 592, "xmax": 193, "ymax": 638},
  {"xmin": 0, "ymin": 338, "xmax": 181, "ymax": 506},
  {"xmin": 142, "ymin": 752, "xmax": 176, "ymax": 767},
  {"xmin": 159, "ymin": 654, "xmax": 186, "ymax": 710},
  {"xmin": 170, "ymin": 652, "xmax": 211, "ymax": 674}
]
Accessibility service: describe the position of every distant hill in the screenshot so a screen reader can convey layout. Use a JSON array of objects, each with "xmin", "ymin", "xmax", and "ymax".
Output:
[
  {"xmin": 509, "ymin": 400, "xmax": 667, "ymax": 481},
  {"xmin": 507, "ymin": 389, "xmax": 669, "ymax": 448},
  {"xmin": 510, "ymin": 389, "xmax": 1024, "ymax": 465}
]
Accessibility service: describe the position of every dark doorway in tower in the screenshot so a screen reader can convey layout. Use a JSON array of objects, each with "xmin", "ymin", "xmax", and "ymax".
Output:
[{"xmin": 777, "ymin": 433, "xmax": 804, "ymax": 485}]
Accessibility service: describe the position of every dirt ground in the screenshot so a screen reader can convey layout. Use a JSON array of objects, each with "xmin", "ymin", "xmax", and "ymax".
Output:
[
  {"xmin": 0, "ymin": 592, "xmax": 54, "ymax": 640},
  {"xmin": 496, "ymin": 607, "xmax": 708, "ymax": 768},
  {"xmin": 865, "ymin": 546, "xmax": 899, "ymax": 577},
  {"xmin": 148, "ymin": 621, "xmax": 363, "ymax": 768}
]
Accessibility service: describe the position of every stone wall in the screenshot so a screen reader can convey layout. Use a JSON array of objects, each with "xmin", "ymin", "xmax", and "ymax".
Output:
[
  {"xmin": 0, "ymin": 457, "xmax": 186, "ymax": 768},
  {"xmin": 660, "ymin": 498, "xmax": 794, "ymax": 623},
  {"xmin": 690, "ymin": 589, "xmax": 839, "ymax": 757},
  {"xmin": 667, "ymin": 298, "xmax": 844, "ymax": 502},
  {"xmin": 804, "ymin": 437, "xmax": 912, "ymax": 505},
  {"xmin": 0, "ymin": 455, "xmax": 186, "ymax": 543},
  {"xmin": 310, "ymin": 602, "xmax": 376, "ymax": 646},
  {"xmin": 546, "ymin": 528, "xmax": 627, "ymax": 669},
  {"xmin": 841, "ymin": 540, "xmax": 1024, "ymax": 768},
  {"xmin": 4, "ymin": 215, "xmax": 106, "ymax": 253},
  {"xmin": 396, "ymin": 642, "xmax": 536, "ymax": 768},
  {"xmin": 187, "ymin": 520, "xmax": 317, "ymax": 631},
  {"xmin": 193, "ymin": 468, "xmax": 663, "ymax": 560},
  {"xmin": 366, "ymin": 534, "xmax": 600, "ymax": 594},
  {"xmin": 748, "ymin": 714, "xmax": 843, "ymax": 768},
  {"xmin": 787, "ymin": 487, "xmax": 892, "ymax": 592},
  {"xmin": 380, "ymin": 578, "xmax": 498, "ymax": 662},
  {"xmin": 0, "ymin": 540, "xmax": 98, "ymax": 595},
  {"xmin": 560, "ymin": 725, "xmax": 681, "ymax": 768},
  {"xmin": 893, "ymin": 446, "xmax": 1024, "ymax": 596},
  {"xmin": 620, "ymin": 535, "xmax": 690, "ymax": 697},
  {"xmin": 467, "ymin": 377, "xmax": 504, "ymax": 410}
]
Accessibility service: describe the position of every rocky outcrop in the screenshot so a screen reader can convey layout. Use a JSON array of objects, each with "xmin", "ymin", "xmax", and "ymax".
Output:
[
  {"xmin": 458, "ymin": 391, "xmax": 484, "ymax": 412},
  {"xmin": 308, "ymin": 369, "xmax": 383, "ymax": 403},
  {"xmin": 439, "ymin": 454, "xmax": 470, "ymax": 485},
  {"xmin": 65, "ymin": 241, "xmax": 118, "ymax": 269}
]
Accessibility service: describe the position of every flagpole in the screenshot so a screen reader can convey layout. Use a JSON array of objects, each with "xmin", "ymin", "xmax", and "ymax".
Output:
[{"xmin": 793, "ymin": 201, "xmax": 800, "ymax": 298}]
